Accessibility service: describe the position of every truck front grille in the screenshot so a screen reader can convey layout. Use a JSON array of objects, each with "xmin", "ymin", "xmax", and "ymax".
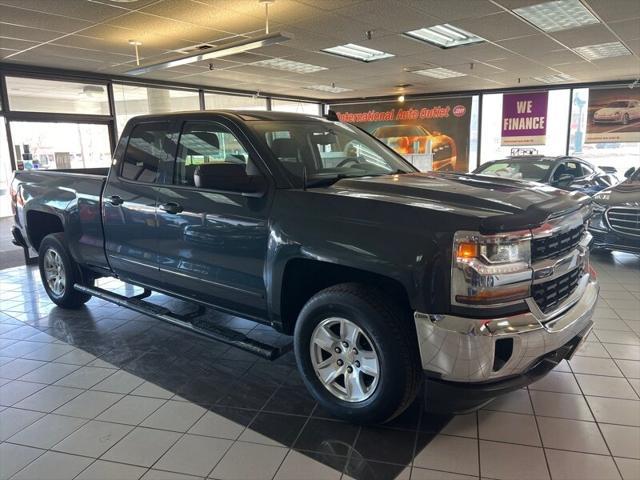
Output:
[
  {"xmin": 532, "ymin": 267, "xmax": 582, "ymax": 314},
  {"xmin": 531, "ymin": 225, "xmax": 584, "ymax": 262},
  {"xmin": 607, "ymin": 208, "xmax": 640, "ymax": 237}
]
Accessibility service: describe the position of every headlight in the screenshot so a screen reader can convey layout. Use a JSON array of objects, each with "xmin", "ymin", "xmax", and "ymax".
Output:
[
  {"xmin": 589, "ymin": 204, "xmax": 607, "ymax": 231},
  {"xmin": 452, "ymin": 231, "xmax": 532, "ymax": 307}
]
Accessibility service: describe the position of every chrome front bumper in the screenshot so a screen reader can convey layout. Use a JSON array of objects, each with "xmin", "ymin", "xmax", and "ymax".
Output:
[{"xmin": 414, "ymin": 274, "xmax": 598, "ymax": 383}]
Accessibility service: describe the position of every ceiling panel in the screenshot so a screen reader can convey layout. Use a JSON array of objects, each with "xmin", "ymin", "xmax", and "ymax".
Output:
[
  {"xmin": 582, "ymin": 0, "xmax": 640, "ymax": 22},
  {"xmin": 0, "ymin": 4, "xmax": 93, "ymax": 34},
  {"xmin": 0, "ymin": 0, "xmax": 124, "ymax": 22},
  {"xmin": 454, "ymin": 12, "xmax": 540, "ymax": 42},
  {"xmin": 551, "ymin": 24, "xmax": 619, "ymax": 48}
]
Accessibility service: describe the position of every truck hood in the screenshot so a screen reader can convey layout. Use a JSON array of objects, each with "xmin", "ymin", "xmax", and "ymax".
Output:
[
  {"xmin": 593, "ymin": 178, "xmax": 640, "ymax": 208},
  {"xmin": 325, "ymin": 172, "xmax": 591, "ymax": 233}
]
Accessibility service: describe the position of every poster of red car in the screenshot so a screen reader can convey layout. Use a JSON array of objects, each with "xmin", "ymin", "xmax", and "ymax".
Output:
[
  {"xmin": 586, "ymin": 87, "xmax": 640, "ymax": 143},
  {"xmin": 330, "ymin": 97, "xmax": 472, "ymax": 172}
]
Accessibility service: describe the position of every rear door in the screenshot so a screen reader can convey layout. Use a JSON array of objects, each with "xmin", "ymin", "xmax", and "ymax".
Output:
[
  {"xmin": 154, "ymin": 118, "xmax": 273, "ymax": 318},
  {"xmin": 102, "ymin": 121, "xmax": 176, "ymax": 286}
]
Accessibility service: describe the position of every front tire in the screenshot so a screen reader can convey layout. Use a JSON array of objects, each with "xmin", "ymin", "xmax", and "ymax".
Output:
[
  {"xmin": 294, "ymin": 283, "xmax": 421, "ymax": 424},
  {"xmin": 38, "ymin": 233, "xmax": 92, "ymax": 308}
]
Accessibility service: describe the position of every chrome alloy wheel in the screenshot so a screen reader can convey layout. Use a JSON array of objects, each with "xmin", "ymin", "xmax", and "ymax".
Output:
[
  {"xmin": 43, "ymin": 248, "xmax": 66, "ymax": 297},
  {"xmin": 310, "ymin": 317, "xmax": 380, "ymax": 402}
]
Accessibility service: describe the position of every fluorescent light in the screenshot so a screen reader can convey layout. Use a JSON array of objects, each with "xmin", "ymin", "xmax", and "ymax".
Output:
[
  {"xmin": 573, "ymin": 41, "xmax": 631, "ymax": 60},
  {"xmin": 303, "ymin": 84, "xmax": 353, "ymax": 93},
  {"xmin": 410, "ymin": 67, "xmax": 466, "ymax": 79},
  {"xmin": 513, "ymin": 0, "xmax": 599, "ymax": 32},
  {"xmin": 532, "ymin": 73, "xmax": 575, "ymax": 83},
  {"xmin": 251, "ymin": 58, "xmax": 327, "ymax": 73},
  {"xmin": 404, "ymin": 24, "xmax": 484, "ymax": 48},
  {"xmin": 126, "ymin": 32, "xmax": 292, "ymax": 75},
  {"xmin": 321, "ymin": 43, "xmax": 394, "ymax": 62}
]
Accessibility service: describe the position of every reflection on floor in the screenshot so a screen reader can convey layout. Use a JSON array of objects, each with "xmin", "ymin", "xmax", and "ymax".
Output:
[{"xmin": 0, "ymin": 252, "xmax": 639, "ymax": 480}]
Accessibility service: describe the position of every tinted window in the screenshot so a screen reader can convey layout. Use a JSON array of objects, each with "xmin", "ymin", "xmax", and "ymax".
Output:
[
  {"xmin": 175, "ymin": 121, "xmax": 257, "ymax": 188},
  {"xmin": 121, "ymin": 123, "xmax": 172, "ymax": 183},
  {"xmin": 554, "ymin": 161, "xmax": 582, "ymax": 180},
  {"xmin": 476, "ymin": 160, "xmax": 550, "ymax": 182}
]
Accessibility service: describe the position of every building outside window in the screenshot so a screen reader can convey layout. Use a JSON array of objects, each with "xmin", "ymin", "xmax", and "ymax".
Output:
[
  {"xmin": 271, "ymin": 99, "xmax": 320, "ymax": 115},
  {"xmin": 0, "ymin": 117, "xmax": 12, "ymax": 217},
  {"xmin": 204, "ymin": 92, "xmax": 267, "ymax": 110}
]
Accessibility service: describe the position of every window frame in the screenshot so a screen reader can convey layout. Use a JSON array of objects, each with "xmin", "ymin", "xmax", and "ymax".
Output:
[{"xmin": 118, "ymin": 120, "xmax": 175, "ymax": 186}]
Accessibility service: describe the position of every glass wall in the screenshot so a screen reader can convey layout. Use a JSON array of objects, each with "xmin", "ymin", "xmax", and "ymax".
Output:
[
  {"xmin": 0, "ymin": 117, "xmax": 11, "ymax": 217},
  {"xmin": 204, "ymin": 92, "xmax": 267, "ymax": 110},
  {"xmin": 10, "ymin": 122, "xmax": 111, "ymax": 170},
  {"xmin": 113, "ymin": 84, "xmax": 200, "ymax": 134},
  {"xmin": 569, "ymin": 88, "xmax": 639, "ymax": 176},
  {"xmin": 6, "ymin": 77, "xmax": 110, "ymax": 115},
  {"xmin": 480, "ymin": 89, "xmax": 571, "ymax": 165},
  {"xmin": 271, "ymin": 99, "xmax": 320, "ymax": 115}
]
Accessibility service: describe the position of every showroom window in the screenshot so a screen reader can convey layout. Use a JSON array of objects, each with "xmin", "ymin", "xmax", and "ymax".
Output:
[
  {"xmin": 480, "ymin": 89, "xmax": 571, "ymax": 164},
  {"xmin": 204, "ymin": 92, "xmax": 267, "ymax": 110},
  {"xmin": 113, "ymin": 84, "xmax": 200, "ymax": 134},
  {"xmin": 5, "ymin": 76, "xmax": 110, "ymax": 115},
  {"xmin": 0, "ymin": 117, "xmax": 12, "ymax": 217},
  {"xmin": 271, "ymin": 99, "xmax": 321, "ymax": 115},
  {"xmin": 10, "ymin": 121, "xmax": 112, "ymax": 170},
  {"xmin": 568, "ymin": 88, "xmax": 639, "ymax": 175}
]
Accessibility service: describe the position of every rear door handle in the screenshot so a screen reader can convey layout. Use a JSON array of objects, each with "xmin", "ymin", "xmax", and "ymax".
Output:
[
  {"xmin": 159, "ymin": 202, "xmax": 183, "ymax": 214},
  {"xmin": 108, "ymin": 195, "xmax": 123, "ymax": 206}
]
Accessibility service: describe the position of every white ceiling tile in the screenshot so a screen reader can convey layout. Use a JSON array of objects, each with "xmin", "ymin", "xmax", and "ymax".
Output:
[
  {"xmin": 582, "ymin": 0, "xmax": 640, "ymax": 22},
  {"xmin": 454, "ymin": 12, "xmax": 539, "ymax": 41},
  {"xmin": 609, "ymin": 19, "xmax": 640, "ymax": 41},
  {"xmin": 550, "ymin": 24, "xmax": 619, "ymax": 48}
]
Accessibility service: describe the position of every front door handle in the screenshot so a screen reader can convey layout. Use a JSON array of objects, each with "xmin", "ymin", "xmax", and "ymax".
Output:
[
  {"xmin": 159, "ymin": 202, "xmax": 183, "ymax": 214},
  {"xmin": 108, "ymin": 195, "xmax": 123, "ymax": 206}
]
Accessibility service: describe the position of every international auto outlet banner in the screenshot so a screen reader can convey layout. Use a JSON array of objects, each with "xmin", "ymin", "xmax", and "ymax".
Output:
[
  {"xmin": 501, "ymin": 91, "xmax": 548, "ymax": 146},
  {"xmin": 586, "ymin": 87, "xmax": 640, "ymax": 143},
  {"xmin": 330, "ymin": 96, "xmax": 473, "ymax": 172}
]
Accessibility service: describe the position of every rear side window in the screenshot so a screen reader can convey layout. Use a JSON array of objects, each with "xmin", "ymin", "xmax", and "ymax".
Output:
[{"xmin": 121, "ymin": 123, "xmax": 172, "ymax": 183}]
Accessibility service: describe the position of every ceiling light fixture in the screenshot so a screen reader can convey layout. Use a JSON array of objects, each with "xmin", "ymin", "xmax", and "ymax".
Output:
[
  {"xmin": 410, "ymin": 67, "xmax": 467, "ymax": 79},
  {"xmin": 404, "ymin": 24, "xmax": 484, "ymax": 49},
  {"xmin": 321, "ymin": 43, "xmax": 394, "ymax": 62},
  {"xmin": 303, "ymin": 84, "xmax": 353, "ymax": 93},
  {"xmin": 398, "ymin": 95, "xmax": 405, "ymax": 102},
  {"xmin": 128, "ymin": 39, "xmax": 142, "ymax": 66},
  {"xmin": 126, "ymin": 32, "xmax": 292, "ymax": 75},
  {"xmin": 259, "ymin": 0, "xmax": 275, "ymax": 34},
  {"xmin": 573, "ymin": 41, "xmax": 631, "ymax": 60},
  {"xmin": 512, "ymin": 0, "xmax": 599, "ymax": 32},
  {"xmin": 251, "ymin": 57, "xmax": 327, "ymax": 73},
  {"xmin": 532, "ymin": 73, "xmax": 575, "ymax": 83}
]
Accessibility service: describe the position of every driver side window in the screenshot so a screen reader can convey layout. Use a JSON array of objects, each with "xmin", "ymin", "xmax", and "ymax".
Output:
[{"xmin": 554, "ymin": 161, "xmax": 581, "ymax": 180}]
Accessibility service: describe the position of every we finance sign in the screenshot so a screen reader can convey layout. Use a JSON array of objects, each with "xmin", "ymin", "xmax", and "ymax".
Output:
[{"xmin": 501, "ymin": 91, "xmax": 548, "ymax": 146}]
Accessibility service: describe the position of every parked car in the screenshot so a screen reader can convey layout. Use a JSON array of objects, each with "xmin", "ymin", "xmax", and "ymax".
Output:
[
  {"xmin": 598, "ymin": 165, "xmax": 622, "ymax": 184},
  {"xmin": 372, "ymin": 124, "xmax": 456, "ymax": 171},
  {"xmin": 473, "ymin": 155, "xmax": 614, "ymax": 195},
  {"xmin": 11, "ymin": 111, "xmax": 597, "ymax": 423},
  {"xmin": 590, "ymin": 167, "xmax": 640, "ymax": 254},
  {"xmin": 593, "ymin": 99, "xmax": 640, "ymax": 125}
]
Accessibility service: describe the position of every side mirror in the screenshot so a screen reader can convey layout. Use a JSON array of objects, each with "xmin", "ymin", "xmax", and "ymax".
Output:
[
  {"xmin": 553, "ymin": 173, "xmax": 574, "ymax": 187},
  {"xmin": 624, "ymin": 167, "xmax": 636, "ymax": 178},
  {"xmin": 194, "ymin": 163, "xmax": 267, "ymax": 196}
]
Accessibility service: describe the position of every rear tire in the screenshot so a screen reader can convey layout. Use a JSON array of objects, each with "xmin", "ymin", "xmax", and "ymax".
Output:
[
  {"xmin": 294, "ymin": 283, "xmax": 421, "ymax": 424},
  {"xmin": 38, "ymin": 233, "xmax": 92, "ymax": 308}
]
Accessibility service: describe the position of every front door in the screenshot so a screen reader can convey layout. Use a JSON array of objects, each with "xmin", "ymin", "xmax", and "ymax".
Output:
[
  {"xmin": 102, "ymin": 121, "xmax": 175, "ymax": 286},
  {"xmin": 154, "ymin": 119, "xmax": 272, "ymax": 318}
]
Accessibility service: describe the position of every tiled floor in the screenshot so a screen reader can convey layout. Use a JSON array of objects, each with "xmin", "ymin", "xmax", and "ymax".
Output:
[{"xmin": 0, "ymin": 252, "xmax": 638, "ymax": 480}]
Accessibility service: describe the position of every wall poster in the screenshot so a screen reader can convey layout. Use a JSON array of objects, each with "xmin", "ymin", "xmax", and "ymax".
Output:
[
  {"xmin": 501, "ymin": 91, "xmax": 548, "ymax": 146},
  {"xmin": 586, "ymin": 86, "xmax": 640, "ymax": 143}
]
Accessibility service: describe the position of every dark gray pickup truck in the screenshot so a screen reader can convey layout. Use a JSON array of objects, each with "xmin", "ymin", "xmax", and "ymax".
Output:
[{"xmin": 10, "ymin": 110, "xmax": 598, "ymax": 423}]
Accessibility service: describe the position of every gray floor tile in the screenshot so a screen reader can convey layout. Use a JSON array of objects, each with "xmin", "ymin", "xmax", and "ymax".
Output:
[
  {"xmin": 410, "ymin": 468, "xmax": 477, "ymax": 479},
  {"xmin": 13, "ymin": 384, "xmax": 83, "ymax": 413},
  {"xmin": 586, "ymin": 396, "xmax": 640, "ymax": 427},
  {"xmin": 141, "ymin": 400, "xmax": 206, "ymax": 432},
  {"xmin": 569, "ymin": 356, "xmax": 624, "ymax": 377},
  {"xmin": 131, "ymin": 382, "xmax": 174, "ymax": 399},
  {"xmin": 0, "ymin": 358, "xmax": 46, "ymax": 379},
  {"xmin": 482, "ymin": 388, "xmax": 533, "ymax": 414},
  {"xmin": 91, "ymin": 369, "xmax": 145, "ymax": 394},
  {"xmin": 141, "ymin": 470, "xmax": 203, "ymax": 480},
  {"xmin": 0, "ymin": 443, "xmax": 44, "ymax": 480},
  {"xmin": 19, "ymin": 362, "xmax": 80, "ymax": 384},
  {"xmin": 545, "ymin": 449, "xmax": 621, "ymax": 480},
  {"xmin": 75, "ymin": 459, "xmax": 147, "ymax": 480},
  {"xmin": 10, "ymin": 450, "xmax": 93, "ymax": 480},
  {"xmin": 479, "ymin": 440, "xmax": 549, "ymax": 480},
  {"xmin": 274, "ymin": 450, "xmax": 342, "ymax": 480},
  {"xmin": 615, "ymin": 457, "xmax": 640, "ymax": 480},
  {"xmin": 21, "ymin": 343, "xmax": 76, "ymax": 362},
  {"xmin": 54, "ymin": 349, "xmax": 97, "ymax": 366},
  {"xmin": 600, "ymin": 424, "xmax": 640, "ymax": 459},
  {"xmin": 97, "ymin": 395, "xmax": 166, "ymax": 425},
  {"xmin": 537, "ymin": 416, "xmax": 609, "ymax": 455},
  {"xmin": 530, "ymin": 390, "xmax": 594, "ymax": 421},
  {"xmin": 154, "ymin": 433, "xmax": 232, "ymax": 477},
  {"xmin": 440, "ymin": 413, "xmax": 478, "ymax": 438},
  {"xmin": 530, "ymin": 371, "xmax": 582, "ymax": 394},
  {"xmin": 596, "ymin": 330, "xmax": 640, "ymax": 346},
  {"xmin": 53, "ymin": 420, "xmax": 133, "ymax": 457},
  {"xmin": 413, "ymin": 435, "xmax": 478, "ymax": 476},
  {"xmin": 0, "ymin": 407, "xmax": 44, "ymax": 441},
  {"xmin": 478, "ymin": 410, "xmax": 540, "ymax": 446},
  {"xmin": 101, "ymin": 426, "xmax": 181, "ymax": 467},
  {"xmin": 188, "ymin": 411, "xmax": 246, "ymax": 440},
  {"xmin": 576, "ymin": 374, "xmax": 639, "ymax": 400},
  {"xmin": 7, "ymin": 413, "xmax": 87, "ymax": 449},
  {"xmin": 54, "ymin": 366, "xmax": 115, "ymax": 389},
  {"xmin": 616, "ymin": 360, "xmax": 640, "ymax": 379},
  {"xmin": 0, "ymin": 380, "xmax": 45, "ymax": 406},
  {"xmin": 53, "ymin": 390, "xmax": 123, "ymax": 419},
  {"xmin": 210, "ymin": 441, "xmax": 287, "ymax": 480},
  {"xmin": 605, "ymin": 344, "xmax": 640, "ymax": 361}
]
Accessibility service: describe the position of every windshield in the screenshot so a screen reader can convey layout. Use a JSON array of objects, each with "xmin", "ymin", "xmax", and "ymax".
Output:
[
  {"xmin": 606, "ymin": 101, "xmax": 629, "ymax": 108},
  {"xmin": 374, "ymin": 125, "xmax": 428, "ymax": 137},
  {"xmin": 475, "ymin": 160, "xmax": 551, "ymax": 182},
  {"xmin": 631, "ymin": 168, "xmax": 640, "ymax": 181},
  {"xmin": 249, "ymin": 120, "xmax": 415, "ymax": 187}
]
